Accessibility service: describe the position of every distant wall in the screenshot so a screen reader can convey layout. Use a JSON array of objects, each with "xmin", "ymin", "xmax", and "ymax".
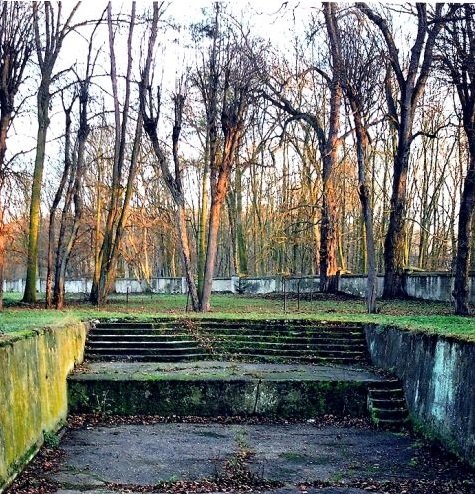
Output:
[
  {"xmin": 366, "ymin": 325, "xmax": 475, "ymax": 467},
  {"xmin": 0, "ymin": 323, "xmax": 87, "ymax": 490},
  {"xmin": 5, "ymin": 272, "xmax": 472, "ymax": 303}
]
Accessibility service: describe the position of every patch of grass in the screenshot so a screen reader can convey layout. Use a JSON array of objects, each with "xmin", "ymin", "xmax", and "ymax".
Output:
[
  {"xmin": 1, "ymin": 293, "xmax": 475, "ymax": 342},
  {"xmin": 279, "ymin": 452, "xmax": 309, "ymax": 463}
]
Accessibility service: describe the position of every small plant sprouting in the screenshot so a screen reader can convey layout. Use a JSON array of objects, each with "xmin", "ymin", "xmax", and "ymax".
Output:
[{"xmin": 43, "ymin": 430, "xmax": 60, "ymax": 449}]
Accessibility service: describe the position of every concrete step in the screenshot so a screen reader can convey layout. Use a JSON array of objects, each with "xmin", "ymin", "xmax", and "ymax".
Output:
[
  {"xmin": 367, "ymin": 378, "xmax": 409, "ymax": 430},
  {"xmin": 216, "ymin": 346, "xmax": 367, "ymax": 357},
  {"xmin": 369, "ymin": 397, "xmax": 406, "ymax": 408},
  {"xmin": 199, "ymin": 327, "xmax": 365, "ymax": 337},
  {"xmin": 370, "ymin": 407, "xmax": 408, "ymax": 421},
  {"xmin": 95, "ymin": 322, "xmax": 175, "ymax": 329},
  {"xmin": 210, "ymin": 340, "xmax": 367, "ymax": 351},
  {"xmin": 86, "ymin": 346, "xmax": 204, "ymax": 355},
  {"xmin": 86, "ymin": 353, "xmax": 210, "ymax": 362},
  {"xmin": 90, "ymin": 330, "xmax": 182, "ymax": 337},
  {"xmin": 193, "ymin": 320, "xmax": 363, "ymax": 329},
  {"xmin": 368, "ymin": 387, "xmax": 405, "ymax": 399},
  {"xmin": 206, "ymin": 333, "xmax": 366, "ymax": 342},
  {"xmin": 212, "ymin": 353, "xmax": 366, "ymax": 364},
  {"xmin": 87, "ymin": 340, "xmax": 199, "ymax": 348},
  {"xmin": 88, "ymin": 333, "xmax": 191, "ymax": 340}
]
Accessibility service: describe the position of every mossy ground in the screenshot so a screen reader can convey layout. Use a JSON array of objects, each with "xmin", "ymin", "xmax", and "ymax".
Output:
[{"xmin": 1, "ymin": 292, "xmax": 475, "ymax": 342}]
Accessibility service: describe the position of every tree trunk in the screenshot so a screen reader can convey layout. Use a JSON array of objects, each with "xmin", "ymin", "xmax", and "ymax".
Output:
[
  {"xmin": 0, "ymin": 114, "xmax": 9, "ymax": 311},
  {"xmin": 382, "ymin": 137, "xmax": 410, "ymax": 298},
  {"xmin": 350, "ymin": 103, "xmax": 378, "ymax": 313},
  {"xmin": 320, "ymin": 3, "xmax": 343, "ymax": 293},
  {"xmin": 453, "ymin": 151, "xmax": 475, "ymax": 315},
  {"xmin": 197, "ymin": 162, "xmax": 209, "ymax": 299},
  {"xmin": 177, "ymin": 205, "xmax": 199, "ymax": 311},
  {"xmin": 46, "ymin": 107, "xmax": 72, "ymax": 308},
  {"xmin": 235, "ymin": 167, "xmax": 248, "ymax": 275},
  {"xmin": 24, "ymin": 85, "xmax": 50, "ymax": 303},
  {"xmin": 200, "ymin": 173, "xmax": 229, "ymax": 311}
]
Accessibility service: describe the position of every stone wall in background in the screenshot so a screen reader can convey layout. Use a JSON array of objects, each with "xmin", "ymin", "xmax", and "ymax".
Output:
[
  {"xmin": 4, "ymin": 272, "xmax": 474, "ymax": 304},
  {"xmin": 0, "ymin": 323, "xmax": 87, "ymax": 490},
  {"xmin": 365, "ymin": 325, "xmax": 475, "ymax": 467}
]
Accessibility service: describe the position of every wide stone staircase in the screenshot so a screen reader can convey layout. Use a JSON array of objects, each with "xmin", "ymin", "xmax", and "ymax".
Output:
[
  {"xmin": 85, "ymin": 319, "xmax": 369, "ymax": 365},
  {"xmin": 85, "ymin": 321, "xmax": 209, "ymax": 362}
]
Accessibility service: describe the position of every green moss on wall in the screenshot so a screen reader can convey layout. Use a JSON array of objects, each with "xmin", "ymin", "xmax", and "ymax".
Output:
[{"xmin": 0, "ymin": 322, "xmax": 87, "ymax": 490}]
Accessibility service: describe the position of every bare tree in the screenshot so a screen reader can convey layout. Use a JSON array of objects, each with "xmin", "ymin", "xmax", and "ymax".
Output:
[
  {"xmin": 336, "ymin": 8, "xmax": 384, "ymax": 312},
  {"xmin": 90, "ymin": 1, "xmax": 144, "ymax": 305},
  {"xmin": 0, "ymin": 2, "xmax": 34, "ymax": 309},
  {"xmin": 139, "ymin": 2, "xmax": 199, "ymax": 310},
  {"xmin": 199, "ymin": 16, "xmax": 256, "ymax": 311},
  {"xmin": 439, "ymin": 4, "xmax": 475, "ymax": 314},
  {"xmin": 357, "ymin": 3, "xmax": 455, "ymax": 297},
  {"xmin": 23, "ymin": 1, "xmax": 80, "ymax": 303},
  {"xmin": 255, "ymin": 3, "xmax": 343, "ymax": 292}
]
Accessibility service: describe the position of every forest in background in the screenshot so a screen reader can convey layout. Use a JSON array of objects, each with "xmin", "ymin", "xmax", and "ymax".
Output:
[{"xmin": 1, "ymin": 1, "xmax": 474, "ymax": 313}]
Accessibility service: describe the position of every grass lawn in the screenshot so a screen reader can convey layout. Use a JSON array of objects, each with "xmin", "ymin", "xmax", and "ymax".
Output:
[{"xmin": 1, "ymin": 292, "xmax": 474, "ymax": 342}]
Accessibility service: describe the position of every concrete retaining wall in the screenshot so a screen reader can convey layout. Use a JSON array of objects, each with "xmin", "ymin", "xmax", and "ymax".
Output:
[
  {"xmin": 365, "ymin": 325, "xmax": 475, "ymax": 466},
  {"xmin": 0, "ymin": 323, "xmax": 87, "ymax": 490}
]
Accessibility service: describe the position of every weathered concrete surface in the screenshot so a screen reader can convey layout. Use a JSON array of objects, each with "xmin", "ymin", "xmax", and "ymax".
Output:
[
  {"xmin": 366, "ymin": 325, "xmax": 475, "ymax": 466},
  {"xmin": 49, "ymin": 423, "xmax": 470, "ymax": 490},
  {"xmin": 68, "ymin": 362, "xmax": 381, "ymax": 418},
  {"xmin": 405, "ymin": 273, "xmax": 453, "ymax": 302},
  {"xmin": 74, "ymin": 361, "xmax": 381, "ymax": 381},
  {"xmin": 0, "ymin": 323, "xmax": 87, "ymax": 490}
]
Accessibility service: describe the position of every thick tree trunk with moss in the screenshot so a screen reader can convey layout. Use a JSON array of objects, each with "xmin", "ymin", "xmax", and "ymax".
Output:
[{"xmin": 24, "ymin": 84, "xmax": 50, "ymax": 303}]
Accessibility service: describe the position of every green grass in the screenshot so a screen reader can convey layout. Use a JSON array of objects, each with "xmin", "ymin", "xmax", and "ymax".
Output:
[{"xmin": 0, "ymin": 292, "xmax": 474, "ymax": 342}]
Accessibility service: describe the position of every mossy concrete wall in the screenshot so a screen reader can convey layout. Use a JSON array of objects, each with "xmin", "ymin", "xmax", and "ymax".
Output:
[
  {"xmin": 365, "ymin": 325, "xmax": 475, "ymax": 466},
  {"xmin": 0, "ymin": 323, "xmax": 87, "ymax": 491},
  {"xmin": 68, "ymin": 377, "xmax": 369, "ymax": 419}
]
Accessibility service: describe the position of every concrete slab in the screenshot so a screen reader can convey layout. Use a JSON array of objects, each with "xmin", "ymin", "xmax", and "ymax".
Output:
[
  {"xmin": 73, "ymin": 361, "xmax": 383, "ymax": 382},
  {"xmin": 68, "ymin": 362, "xmax": 380, "ymax": 417},
  {"xmin": 49, "ymin": 423, "xmax": 470, "ymax": 492}
]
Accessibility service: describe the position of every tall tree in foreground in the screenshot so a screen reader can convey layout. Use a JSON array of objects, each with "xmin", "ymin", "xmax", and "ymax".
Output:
[
  {"xmin": 23, "ymin": 1, "xmax": 80, "ymax": 303},
  {"xmin": 0, "ymin": 2, "xmax": 34, "ymax": 310},
  {"xmin": 357, "ymin": 3, "xmax": 452, "ymax": 297},
  {"xmin": 439, "ymin": 5, "xmax": 475, "ymax": 315}
]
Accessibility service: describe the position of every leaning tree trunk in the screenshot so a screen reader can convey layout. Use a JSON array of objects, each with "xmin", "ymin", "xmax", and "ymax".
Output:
[
  {"xmin": 46, "ymin": 106, "xmax": 73, "ymax": 308},
  {"xmin": 453, "ymin": 150, "xmax": 475, "ymax": 315},
  {"xmin": 319, "ymin": 163, "xmax": 339, "ymax": 292},
  {"xmin": 177, "ymin": 204, "xmax": 199, "ymax": 311}
]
